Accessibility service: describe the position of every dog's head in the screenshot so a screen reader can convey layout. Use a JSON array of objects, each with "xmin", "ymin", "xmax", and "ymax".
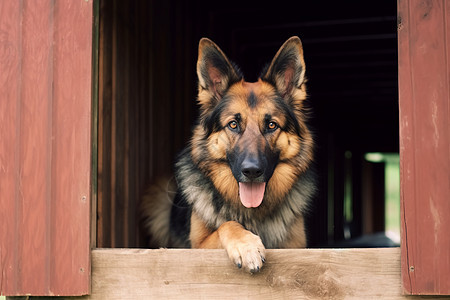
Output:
[{"xmin": 191, "ymin": 37, "xmax": 313, "ymax": 209}]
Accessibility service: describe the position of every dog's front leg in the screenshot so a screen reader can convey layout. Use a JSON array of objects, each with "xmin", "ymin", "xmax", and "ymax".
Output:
[{"xmin": 190, "ymin": 212, "xmax": 266, "ymax": 273}]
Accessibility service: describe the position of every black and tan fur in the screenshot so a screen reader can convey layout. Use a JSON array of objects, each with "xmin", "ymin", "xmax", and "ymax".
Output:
[{"xmin": 140, "ymin": 36, "xmax": 316, "ymax": 273}]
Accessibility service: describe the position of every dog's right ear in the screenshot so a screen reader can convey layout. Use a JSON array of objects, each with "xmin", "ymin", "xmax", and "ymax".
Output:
[{"xmin": 197, "ymin": 38, "xmax": 242, "ymax": 103}]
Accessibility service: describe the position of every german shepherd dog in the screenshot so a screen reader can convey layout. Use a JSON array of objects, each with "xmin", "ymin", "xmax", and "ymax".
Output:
[{"xmin": 140, "ymin": 36, "xmax": 316, "ymax": 273}]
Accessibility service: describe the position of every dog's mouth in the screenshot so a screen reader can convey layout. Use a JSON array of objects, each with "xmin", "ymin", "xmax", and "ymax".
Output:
[{"xmin": 238, "ymin": 182, "xmax": 266, "ymax": 208}]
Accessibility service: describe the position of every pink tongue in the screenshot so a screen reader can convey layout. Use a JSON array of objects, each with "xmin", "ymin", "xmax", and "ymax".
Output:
[{"xmin": 239, "ymin": 182, "xmax": 266, "ymax": 208}]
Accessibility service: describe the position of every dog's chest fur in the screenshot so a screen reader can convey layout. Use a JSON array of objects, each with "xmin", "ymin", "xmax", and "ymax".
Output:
[{"xmin": 173, "ymin": 149, "xmax": 315, "ymax": 248}]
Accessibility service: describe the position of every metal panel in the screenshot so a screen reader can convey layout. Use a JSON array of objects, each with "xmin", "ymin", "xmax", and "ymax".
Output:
[
  {"xmin": 0, "ymin": 0, "xmax": 93, "ymax": 296},
  {"xmin": 398, "ymin": 0, "xmax": 450, "ymax": 295}
]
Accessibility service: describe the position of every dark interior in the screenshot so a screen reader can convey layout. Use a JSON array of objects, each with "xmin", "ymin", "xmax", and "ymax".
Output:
[{"xmin": 97, "ymin": 0, "xmax": 399, "ymax": 248}]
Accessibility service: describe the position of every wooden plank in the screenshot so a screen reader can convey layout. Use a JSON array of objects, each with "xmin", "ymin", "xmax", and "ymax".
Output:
[
  {"xmin": 97, "ymin": 0, "xmax": 113, "ymax": 248},
  {"xmin": 0, "ymin": 0, "xmax": 22, "ymax": 295},
  {"xmin": 398, "ymin": 0, "xmax": 450, "ymax": 295},
  {"xmin": 91, "ymin": 0, "xmax": 100, "ymax": 251},
  {"xmin": 111, "ymin": 0, "xmax": 130, "ymax": 247},
  {"xmin": 56, "ymin": 248, "xmax": 439, "ymax": 300},
  {"xmin": 17, "ymin": 0, "xmax": 54, "ymax": 294},
  {"xmin": 50, "ymin": 0, "xmax": 93, "ymax": 295},
  {"xmin": 97, "ymin": 0, "xmax": 193, "ymax": 248},
  {"xmin": 0, "ymin": 0, "xmax": 93, "ymax": 296},
  {"xmin": 0, "ymin": 0, "xmax": 55, "ymax": 295}
]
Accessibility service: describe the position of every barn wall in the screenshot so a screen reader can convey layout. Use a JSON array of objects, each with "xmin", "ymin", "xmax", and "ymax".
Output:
[
  {"xmin": 398, "ymin": 0, "xmax": 450, "ymax": 295},
  {"xmin": 0, "ymin": 0, "xmax": 93, "ymax": 296}
]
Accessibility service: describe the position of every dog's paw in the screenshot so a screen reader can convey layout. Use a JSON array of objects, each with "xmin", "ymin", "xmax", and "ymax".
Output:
[{"xmin": 225, "ymin": 231, "xmax": 266, "ymax": 273}]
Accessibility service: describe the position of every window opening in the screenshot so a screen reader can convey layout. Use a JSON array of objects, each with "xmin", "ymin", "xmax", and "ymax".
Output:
[{"xmin": 365, "ymin": 152, "xmax": 400, "ymax": 244}]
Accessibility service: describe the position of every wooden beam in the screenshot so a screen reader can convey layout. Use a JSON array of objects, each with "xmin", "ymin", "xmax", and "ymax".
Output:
[
  {"xmin": 0, "ymin": 0, "xmax": 92, "ymax": 296},
  {"xmin": 43, "ymin": 248, "xmax": 433, "ymax": 299},
  {"xmin": 398, "ymin": 0, "xmax": 450, "ymax": 295}
]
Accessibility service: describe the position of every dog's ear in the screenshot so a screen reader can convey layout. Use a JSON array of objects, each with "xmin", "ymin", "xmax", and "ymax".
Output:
[
  {"xmin": 197, "ymin": 38, "xmax": 241, "ymax": 102},
  {"xmin": 262, "ymin": 36, "xmax": 306, "ymax": 101}
]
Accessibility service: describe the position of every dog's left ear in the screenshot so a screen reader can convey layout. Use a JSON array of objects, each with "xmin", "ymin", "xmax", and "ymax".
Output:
[
  {"xmin": 197, "ymin": 38, "xmax": 242, "ymax": 102},
  {"xmin": 262, "ymin": 36, "xmax": 306, "ymax": 101}
]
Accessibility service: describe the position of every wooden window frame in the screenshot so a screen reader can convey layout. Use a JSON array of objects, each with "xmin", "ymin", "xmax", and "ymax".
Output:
[
  {"xmin": 82, "ymin": 0, "xmax": 450, "ymax": 297},
  {"xmin": 89, "ymin": 1, "xmax": 450, "ymax": 297},
  {"xmin": 397, "ymin": 0, "xmax": 450, "ymax": 295},
  {"xmin": 1, "ymin": 0, "xmax": 449, "ymax": 298}
]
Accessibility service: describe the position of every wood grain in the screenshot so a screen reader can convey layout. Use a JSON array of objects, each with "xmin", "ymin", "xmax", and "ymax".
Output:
[
  {"xmin": 398, "ymin": 0, "xmax": 450, "ymax": 295},
  {"xmin": 71, "ymin": 248, "xmax": 439, "ymax": 300},
  {"xmin": 96, "ymin": 0, "xmax": 197, "ymax": 248},
  {"xmin": 50, "ymin": 0, "xmax": 93, "ymax": 295},
  {"xmin": 18, "ymin": 0, "xmax": 53, "ymax": 293},
  {"xmin": 0, "ymin": 0, "xmax": 93, "ymax": 296},
  {"xmin": 0, "ymin": 0, "xmax": 22, "ymax": 294}
]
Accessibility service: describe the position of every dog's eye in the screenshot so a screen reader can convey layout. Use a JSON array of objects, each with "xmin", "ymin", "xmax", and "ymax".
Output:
[
  {"xmin": 267, "ymin": 121, "xmax": 278, "ymax": 131},
  {"xmin": 228, "ymin": 120, "xmax": 239, "ymax": 131}
]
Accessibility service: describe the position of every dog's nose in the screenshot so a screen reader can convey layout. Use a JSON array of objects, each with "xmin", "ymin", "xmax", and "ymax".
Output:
[{"xmin": 241, "ymin": 158, "xmax": 264, "ymax": 180}]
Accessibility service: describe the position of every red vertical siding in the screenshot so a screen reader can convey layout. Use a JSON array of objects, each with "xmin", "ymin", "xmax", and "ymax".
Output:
[
  {"xmin": 0, "ymin": 0, "xmax": 93, "ymax": 296},
  {"xmin": 398, "ymin": 0, "xmax": 450, "ymax": 295},
  {"xmin": 0, "ymin": 0, "xmax": 22, "ymax": 295}
]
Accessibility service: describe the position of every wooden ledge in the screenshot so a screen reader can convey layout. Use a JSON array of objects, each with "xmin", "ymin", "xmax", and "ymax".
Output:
[{"xmin": 80, "ymin": 248, "xmax": 414, "ymax": 299}]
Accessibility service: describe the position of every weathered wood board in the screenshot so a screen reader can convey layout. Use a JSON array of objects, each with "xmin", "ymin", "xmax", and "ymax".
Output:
[
  {"xmin": 398, "ymin": 0, "xmax": 450, "ymax": 295},
  {"xmin": 67, "ymin": 248, "xmax": 443, "ymax": 299},
  {"xmin": 0, "ymin": 0, "xmax": 93, "ymax": 296}
]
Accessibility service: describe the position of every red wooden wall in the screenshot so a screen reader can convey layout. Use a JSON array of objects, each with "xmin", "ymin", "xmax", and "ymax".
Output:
[
  {"xmin": 0, "ymin": 0, "xmax": 93, "ymax": 296},
  {"xmin": 398, "ymin": 0, "xmax": 450, "ymax": 295},
  {"xmin": 1, "ymin": 0, "xmax": 449, "ymax": 297}
]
